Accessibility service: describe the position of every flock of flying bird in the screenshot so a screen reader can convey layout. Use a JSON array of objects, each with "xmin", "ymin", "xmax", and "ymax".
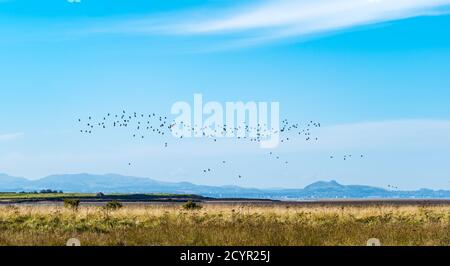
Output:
[
  {"xmin": 330, "ymin": 154, "xmax": 364, "ymax": 160},
  {"xmin": 77, "ymin": 110, "xmax": 366, "ymax": 180}
]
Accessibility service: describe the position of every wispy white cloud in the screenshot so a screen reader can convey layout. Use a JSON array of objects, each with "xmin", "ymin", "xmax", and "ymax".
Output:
[
  {"xmin": 0, "ymin": 132, "xmax": 24, "ymax": 142},
  {"xmin": 114, "ymin": 0, "xmax": 450, "ymax": 45}
]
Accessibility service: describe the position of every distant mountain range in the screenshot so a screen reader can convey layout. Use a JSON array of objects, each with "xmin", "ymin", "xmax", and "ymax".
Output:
[{"xmin": 0, "ymin": 173, "xmax": 449, "ymax": 199}]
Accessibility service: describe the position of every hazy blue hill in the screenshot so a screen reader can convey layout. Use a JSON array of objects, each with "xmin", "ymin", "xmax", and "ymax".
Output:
[
  {"xmin": 0, "ymin": 173, "xmax": 449, "ymax": 199},
  {"xmin": 304, "ymin": 180, "xmax": 345, "ymax": 191},
  {"xmin": 28, "ymin": 174, "xmax": 261, "ymax": 195},
  {"xmin": 0, "ymin": 173, "xmax": 29, "ymax": 191},
  {"xmin": 31, "ymin": 173, "xmax": 168, "ymax": 193}
]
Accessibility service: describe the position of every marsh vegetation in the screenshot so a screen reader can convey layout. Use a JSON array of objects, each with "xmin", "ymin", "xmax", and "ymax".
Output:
[{"xmin": 0, "ymin": 204, "xmax": 448, "ymax": 246}]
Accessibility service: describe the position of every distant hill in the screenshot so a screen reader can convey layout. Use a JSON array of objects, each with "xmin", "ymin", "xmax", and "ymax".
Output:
[
  {"xmin": 0, "ymin": 173, "xmax": 449, "ymax": 199},
  {"xmin": 0, "ymin": 173, "xmax": 29, "ymax": 191}
]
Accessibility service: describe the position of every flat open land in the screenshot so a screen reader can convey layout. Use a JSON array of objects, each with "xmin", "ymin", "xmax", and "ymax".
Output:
[
  {"xmin": 0, "ymin": 202, "xmax": 448, "ymax": 246},
  {"xmin": 1, "ymin": 192, "xmax": 449, "ymax": 206}
]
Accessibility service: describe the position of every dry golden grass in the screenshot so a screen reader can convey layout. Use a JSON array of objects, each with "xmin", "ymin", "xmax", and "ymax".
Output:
[{"xmin": 0, "ymin": 204, "xmax": 448, "ymax": 246}]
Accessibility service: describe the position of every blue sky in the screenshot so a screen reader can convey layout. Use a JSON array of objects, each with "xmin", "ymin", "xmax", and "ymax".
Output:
[{"xmin": 1, "ymin": 0, "xmax": 450, "ymax": 190}]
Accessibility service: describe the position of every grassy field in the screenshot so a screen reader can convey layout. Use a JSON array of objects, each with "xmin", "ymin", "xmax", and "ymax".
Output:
[
  {"xmin": 0, "ymin": 193, "xmax": 95, "ymax": 200},
  {"xmin": 0, "ymin": 193, "xmax": 205, "ymax": 203},
  {"xmin": 0, "ymin": 204, "xmax": 448, "ymax": 246}
]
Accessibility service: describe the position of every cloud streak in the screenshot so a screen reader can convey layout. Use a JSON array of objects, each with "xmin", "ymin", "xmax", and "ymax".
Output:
[{"xmin": 117, "ymin": 0, "xmax": 450, "ymax": 46}]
